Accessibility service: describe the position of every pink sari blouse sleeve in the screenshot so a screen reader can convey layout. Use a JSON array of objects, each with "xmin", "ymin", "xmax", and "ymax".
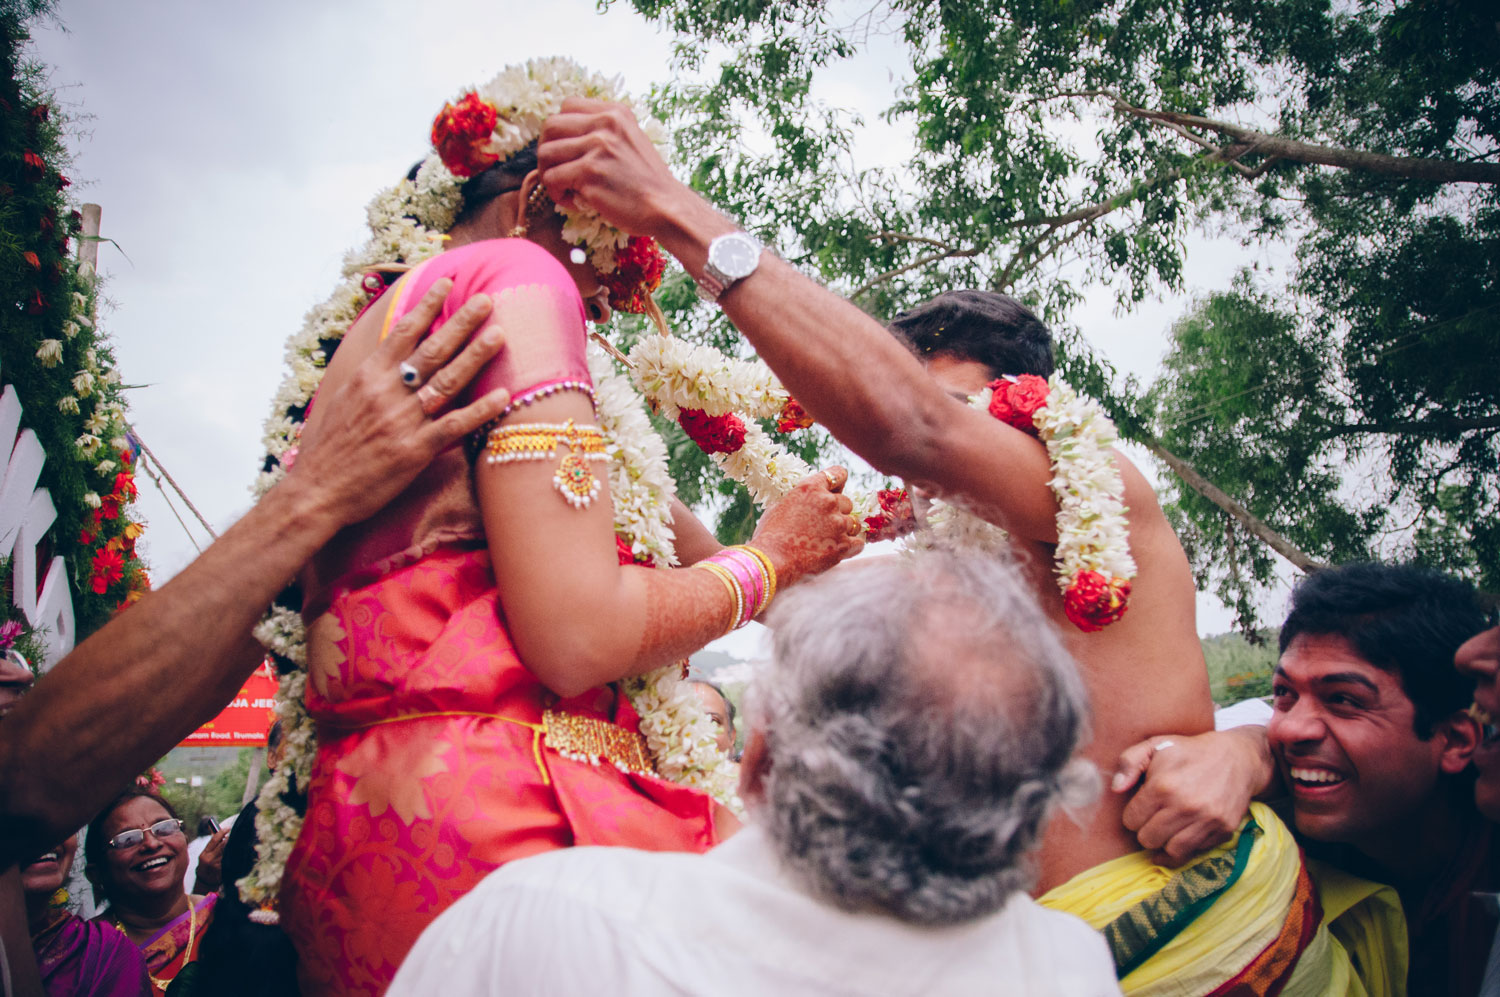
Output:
[{"xmin": 382, "ymin": 238, "xmax": 591, "ymax": 406}]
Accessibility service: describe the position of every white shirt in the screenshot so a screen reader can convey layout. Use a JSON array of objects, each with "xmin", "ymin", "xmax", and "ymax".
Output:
[{"xmin": 389, "ymin": 826, "xmax": 1121, "ymax": 996}]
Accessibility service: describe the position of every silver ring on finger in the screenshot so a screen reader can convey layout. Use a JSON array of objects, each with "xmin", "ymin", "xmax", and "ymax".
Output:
[{"xmin": 399, "ymin": 361, "xmax": 423, "ymax": 389}]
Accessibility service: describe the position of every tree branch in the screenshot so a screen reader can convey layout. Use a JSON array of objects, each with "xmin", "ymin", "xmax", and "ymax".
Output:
[
  {"xmin": 1113, "ymin": 100, "xmax": 1500, "ymax": 185},
  {"xmin": 850, "ymin": 244, "xmax": 981, "ymax": 299},
  {"xmin": 1137, "ymin": 435, "xmax": 1329, "ymax": 574},
  {"xmin": 1317, "ymin": 414, "xmax": 1500, "ymax": 437},
  {"xmin": 1014, "ymin": 145, "xmax": 1242, "ymax": 228}
]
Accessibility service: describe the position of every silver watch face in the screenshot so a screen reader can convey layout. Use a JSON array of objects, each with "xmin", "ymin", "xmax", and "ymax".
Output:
[{"xmin": 709, "ymin": 233, "xmax": 761, "ymax": 280}]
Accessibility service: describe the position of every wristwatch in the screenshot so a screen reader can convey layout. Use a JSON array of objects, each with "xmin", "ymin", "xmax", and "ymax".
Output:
[{"xmin": 695, "ymin": 231, "xmax": 764, "ymax": 303}]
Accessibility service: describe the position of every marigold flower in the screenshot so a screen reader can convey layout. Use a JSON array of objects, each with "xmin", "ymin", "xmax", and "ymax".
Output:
[{"xmin": 678, "ymin": 408, "xmax": 747, "ymax": 455}]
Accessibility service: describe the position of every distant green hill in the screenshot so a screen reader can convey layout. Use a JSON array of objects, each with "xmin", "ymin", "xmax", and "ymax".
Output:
[{"xmin": 1202, "ymin": 630, "xmax": 1278, "ymax": 706}]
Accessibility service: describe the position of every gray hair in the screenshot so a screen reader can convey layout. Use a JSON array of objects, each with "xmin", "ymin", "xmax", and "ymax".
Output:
[{"xmin": 751, "ymin": 545, "xmax": 1097, "ymax": 925}]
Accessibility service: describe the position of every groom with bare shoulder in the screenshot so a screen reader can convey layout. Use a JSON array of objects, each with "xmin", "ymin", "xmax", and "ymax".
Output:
[{"xmin": 537, "ymin": 99, "xmax": 1368, "ymax": 993}]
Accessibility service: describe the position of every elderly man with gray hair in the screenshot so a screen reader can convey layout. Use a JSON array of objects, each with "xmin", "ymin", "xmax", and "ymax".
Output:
[{"xmin": 389, "ymin": 547, "xmax": 1120, "ymax": 996}]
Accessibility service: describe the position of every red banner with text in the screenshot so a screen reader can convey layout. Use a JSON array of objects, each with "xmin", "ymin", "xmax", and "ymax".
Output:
[{"xmin": 180, "ymin": 659, "xmax": 277, "ymax": 747}]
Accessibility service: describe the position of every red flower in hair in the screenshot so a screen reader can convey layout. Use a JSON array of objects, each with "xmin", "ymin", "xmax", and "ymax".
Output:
[
  {"xmin": 1063, "ymin": 571, "xmax": 1131, "ymax": 632},
  {"xmin": 986, "ymin": 375, "xmax": 1050, "ymax": 435},
  {"xmin": 22, "ymin": 150, "xmax": 44, "ymax": 180},
  {"xmin": 775, "ymin": 398, "xmax": 815, "ymax": 433},
  {"xmin": 597, "ymin": 236, "xmax": 667, "ymax": 314},
  {"xmin": 678, "ymin": 408, "xmax": 746, "ymax": 455},
  {"xmin": 431, "ymin": 93, "xmax": 500, "ymax": 178},
  {"xmin": 90, "ymin": 547, "xmax": 124, "ymax": 594}
]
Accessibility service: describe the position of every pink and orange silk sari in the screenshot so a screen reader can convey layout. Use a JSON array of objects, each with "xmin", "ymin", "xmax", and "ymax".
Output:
[{"xmin": 279, "ymin": 240, "xmax": 719, "ymax": 996}]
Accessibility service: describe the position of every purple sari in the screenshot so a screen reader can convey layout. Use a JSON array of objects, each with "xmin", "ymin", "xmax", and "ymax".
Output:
[{"xmin": 32, "ymin": 910, "xmax": 149, "ymax": 996}]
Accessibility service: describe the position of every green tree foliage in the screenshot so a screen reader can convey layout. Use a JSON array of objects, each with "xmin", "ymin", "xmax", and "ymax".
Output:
[{"xmin": 613, "ymin": 0, "xmax": 1498, "ymax": 614}]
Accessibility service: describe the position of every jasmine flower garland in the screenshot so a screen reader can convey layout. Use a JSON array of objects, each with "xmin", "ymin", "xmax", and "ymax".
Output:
[
  {"xmin": 925, "ymin": 374, "xmax": 1137, "ymax": 632},
  {"xmin": 243, "ymin": 60, "xmax": 732, "ymax": 907}
]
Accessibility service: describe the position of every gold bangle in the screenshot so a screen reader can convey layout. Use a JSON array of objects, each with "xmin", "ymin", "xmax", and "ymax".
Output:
[
  {"xmin": 695, "ymin": 561, "xmax": 742, "ymax": 636},
  {"xmin": 737, "ymin": 544, "xmax": 778, "ymax": 611}
]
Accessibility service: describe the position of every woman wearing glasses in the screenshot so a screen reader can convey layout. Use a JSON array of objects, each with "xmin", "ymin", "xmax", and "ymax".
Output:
[{"xmin": 84, "ymin": 789, "xmax": 216, "ymax": 994}]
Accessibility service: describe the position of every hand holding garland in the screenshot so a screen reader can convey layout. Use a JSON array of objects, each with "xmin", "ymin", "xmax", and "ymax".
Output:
[
  {"xmin": 537, "ymin": 100, "xmax": 1077, "ymax": 543},
  {"xmin": 0, "ymin": 281, "xmax": 509, "ymax": 865}
]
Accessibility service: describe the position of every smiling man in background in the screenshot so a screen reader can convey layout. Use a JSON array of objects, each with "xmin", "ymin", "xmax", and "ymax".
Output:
[{"xmin": 1266, "ymin": 562, "xmax": 1494, "ymax": 995}]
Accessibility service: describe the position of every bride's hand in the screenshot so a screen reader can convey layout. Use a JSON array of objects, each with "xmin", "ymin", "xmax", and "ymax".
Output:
[{"xmin": 749, "ymin": 467, "xmax": 864, "ymax": 590}]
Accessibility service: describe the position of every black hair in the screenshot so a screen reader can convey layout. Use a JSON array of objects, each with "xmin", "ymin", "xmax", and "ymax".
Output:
[
  {"xmin": 84, "ymin": 788, "xmax": 181, "ymax": 907},
  {"xmin": 887, "ymin": 290, "xmax": 1054, "ymax": 378},
  {"xmin": 1279, "ymin": 562, "xmax": 1490, "ymax": 737},
  {"xmin": 405, "ymin": 141, "xmax": 539, "ymax": 229},
  {"xmin": 267, "ymin": 719, "xmax": 284, "ymax": 754}
]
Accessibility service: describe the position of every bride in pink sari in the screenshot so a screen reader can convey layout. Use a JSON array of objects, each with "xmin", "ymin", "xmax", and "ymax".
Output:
[{"xmin": 272, "ymin": 62, "xmax": 862, "ymax": 995}]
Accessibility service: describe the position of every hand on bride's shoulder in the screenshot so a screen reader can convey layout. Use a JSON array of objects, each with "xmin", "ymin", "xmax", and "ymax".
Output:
[{"xmin": 289, "ymin": 279, "xmax": 510, "ymax": 527}]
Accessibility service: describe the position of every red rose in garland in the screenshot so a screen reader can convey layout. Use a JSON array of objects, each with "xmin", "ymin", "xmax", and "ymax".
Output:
[
  {"xmin": 863, "ymin": 487, "xmax": 917, "ymax": 541},
  {"xmin": 1062, "ymin": 570, "xmax": 1132, "ymax": 633},
  {"xmin": 431, "ymin": 93, "xmax": 500, "ymax": 178},
  {"xmin": 22, "ymin": 150, "xmax": 44, "ymax": 180},
  {"xmin": 90, "ymin": 547, "xmax": 124, "ymax": 594},
  {"xmin": 598, "ymin": 236, "xmax": 666, "ymax": 314},
  {"xmin": 678, "ymin": 408, "xmax": 747, "ymax": 455},
  {"xmin": 986, "ymin": 375, "xmax": 1050, "ymax": 435},
  {"xmin": 775, "ymin": 398, "xmax": 815, "ymax": 433}
]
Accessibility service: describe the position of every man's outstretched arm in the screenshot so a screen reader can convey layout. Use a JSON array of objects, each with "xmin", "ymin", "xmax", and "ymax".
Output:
[
  {"xmin": 538, "ymin": 100, "xmax": 1088, "ymax": 542},
  {"xmin": 0, "ymin": 281, "xmax": 509, "ymax": 863}
]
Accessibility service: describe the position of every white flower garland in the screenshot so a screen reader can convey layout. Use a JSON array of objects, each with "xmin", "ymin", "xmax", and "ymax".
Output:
[
  {"xmin": 242, "ymin": 67, "xmax": 734, "ymax": 906},
  {"xmin": 924, "ymin": 375, "xmax": 1137, "ymax": 604},
  {"xmin": 629, "ymin": 335, "xmax": 788, "ymax": 419},
  {"xmin": 627, "ymin": 333, "xmax": 879, "ymax": 521},
  {"xmin": 452, "ymin": 57, "xmax": 669, "ymax": 276},
  {"xmin": 1022, "ymin": 377, "xmax": 1137, "ymax": 588}
]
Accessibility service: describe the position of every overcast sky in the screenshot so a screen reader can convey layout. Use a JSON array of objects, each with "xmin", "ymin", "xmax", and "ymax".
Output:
[{"xmin": 27, "ymin": 0, "xmax": 1290, "ymax": 642}]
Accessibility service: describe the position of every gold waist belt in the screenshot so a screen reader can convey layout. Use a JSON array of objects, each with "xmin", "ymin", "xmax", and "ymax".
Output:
[{"xmin": 333, "ymin": 707, "xmax": 657, "ymax": 784}]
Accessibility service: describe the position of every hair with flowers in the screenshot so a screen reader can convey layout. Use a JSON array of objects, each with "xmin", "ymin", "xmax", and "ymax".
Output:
[{"xmin": 429, "ymin": 58, "xmax": 669, "ymax": 312}]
